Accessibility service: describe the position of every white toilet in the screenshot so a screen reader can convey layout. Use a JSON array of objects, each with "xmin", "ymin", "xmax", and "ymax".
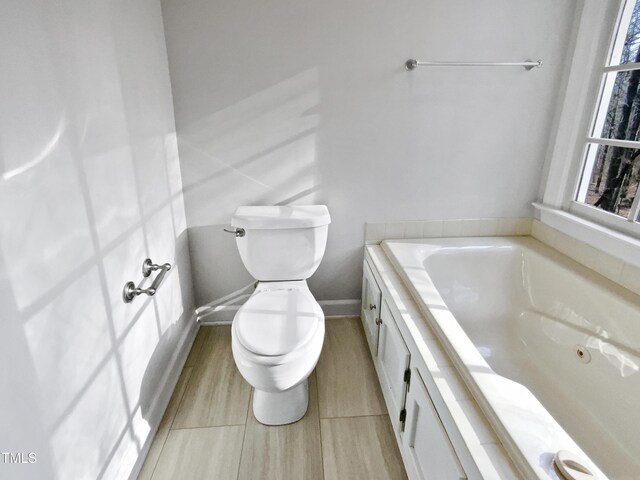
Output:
[{"xmin": 229, "ymin": 205, "xmax": 331, "ymax": 425}]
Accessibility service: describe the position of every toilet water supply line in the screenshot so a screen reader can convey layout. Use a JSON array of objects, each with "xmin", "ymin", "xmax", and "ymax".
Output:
[{"xmin": 122, "ymin": 258, "xmax": 171, "ymax": 303}]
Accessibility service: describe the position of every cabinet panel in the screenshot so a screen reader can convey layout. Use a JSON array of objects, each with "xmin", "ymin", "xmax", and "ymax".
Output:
[
  {"xmin": 403, "ymin": 369, "xmax": 466, "ymax": 480},
  {"xmin": 378, "ymin": 300, "xmax": 410, "ymax": 425},
  {"xmin": 361, "ymin": 260, "xmax": 381, "ymax": 356}
]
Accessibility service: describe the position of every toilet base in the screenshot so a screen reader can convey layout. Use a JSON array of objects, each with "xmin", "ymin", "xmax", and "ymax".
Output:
[{"xmin": 252, "ymin": 379, "xmax": 309, "ymax": 425}]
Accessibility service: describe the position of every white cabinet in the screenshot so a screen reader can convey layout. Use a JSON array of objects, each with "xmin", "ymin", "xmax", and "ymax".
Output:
[
  {"xmin": 362, "ymin": 251, "xmax": 494, "ymax": 480},
  {"xmin": 403, "ymin": 369, "xmax": 467, "ymax": 480},
  {"xmin": 377, "ymin": 300, "xmax": 411, "ymax": 430},
  {"xmin": 361, "ymin": 259, "xmax": 382, "ymax": 356}
]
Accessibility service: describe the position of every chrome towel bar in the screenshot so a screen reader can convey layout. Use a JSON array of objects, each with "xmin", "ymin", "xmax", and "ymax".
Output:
[
  {"xmin": 122, "ymin": 258, "xmax": 171, "ymax": 303},
  {"xmin": 405, "ymin": 59, "xmax": 542, "ymax": 71}
]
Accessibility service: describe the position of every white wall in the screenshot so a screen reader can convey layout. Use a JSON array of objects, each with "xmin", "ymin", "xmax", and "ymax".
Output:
[
  {"xmin": 0, "ymin": 1, "xmax": 195, "ymax": 479},
  {"xmin": 161, "ymin": 0, "xmax": 577, "ymax": 307}
]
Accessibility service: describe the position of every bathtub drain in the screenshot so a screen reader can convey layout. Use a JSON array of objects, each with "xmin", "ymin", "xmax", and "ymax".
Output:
[{"xmin": 554, "ymin": 450, "xmax": 597, "ymax": 479}]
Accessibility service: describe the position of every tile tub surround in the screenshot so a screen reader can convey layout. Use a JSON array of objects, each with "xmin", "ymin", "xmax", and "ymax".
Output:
[
  {"xmin": 139, "ymin": 322, "xmax": 407, "ymax": 480},
  {"xmin": 365, "ymin": 218, "xmax": 532, "ymax": 244},
  {"xmin": 531, "ymin": 220, "xmax": 640, "ymax": 297},
  {"xmin": 366, "ymin": 217, "xmax": 640, "ymax": 298}
]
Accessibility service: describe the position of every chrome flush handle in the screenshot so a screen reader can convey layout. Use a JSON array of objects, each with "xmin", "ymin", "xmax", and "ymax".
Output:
[{"xmin": 224, "ymin": 227, "xmax": 245, "ymax": 237}]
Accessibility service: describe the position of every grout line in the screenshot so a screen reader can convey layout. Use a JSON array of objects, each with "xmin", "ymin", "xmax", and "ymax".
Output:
[
  {"xmin": 169, "ymin": 357, "xmax": 200, "ymax": 431},
  {"xmin": 167, "ymin": 326, "xmax": 225, "ymax": 429},
  {"xmin": 236, "ymin": 388, "xmax": 254, "ymax": 480},
  {"xmin": 315, "ymin": 372, "xmax": 326, "ymax": 480},
  {"xmin": 167, "ymin": 368, "xmax": 194, "ymax": 432},
  {"xmin": 147, "ymin": 367, "xmax": 194, "ymax": 480},
  {"xmin": 169, "ymin": 423, "xmax": 248, "ymax": 431},
  {"xmin": 319, "ymin": 413, "xmax": 389, "ymax": 421}
]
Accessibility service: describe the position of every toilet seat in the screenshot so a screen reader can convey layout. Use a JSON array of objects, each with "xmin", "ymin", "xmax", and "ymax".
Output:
[
  {"xmin": 234, "ymin": 287, "xmax": 323, "ymax": 357},
  {"xmin": 231, "ymin": 283, "xmax": 325, "ymax": 396}
]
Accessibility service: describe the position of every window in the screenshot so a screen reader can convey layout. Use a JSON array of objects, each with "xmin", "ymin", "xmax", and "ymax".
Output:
[{"xmin": 572, "ymin": 0, "xmax": 640, "ymax": 233}]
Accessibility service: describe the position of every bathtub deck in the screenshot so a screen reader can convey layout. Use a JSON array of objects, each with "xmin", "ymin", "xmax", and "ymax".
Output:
[
  {"xmin": 381, "ymin": 236, "xmax": 635, "ymax": 479},
  {"xmin": 137, "ymin": 318, "xmax": 407, "ymax": 480}
]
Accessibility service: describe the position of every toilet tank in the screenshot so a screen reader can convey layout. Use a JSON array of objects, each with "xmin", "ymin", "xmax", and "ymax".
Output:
[{"xmin": 230, "ymin": 205, "xmax": 331, "ymax": 281}]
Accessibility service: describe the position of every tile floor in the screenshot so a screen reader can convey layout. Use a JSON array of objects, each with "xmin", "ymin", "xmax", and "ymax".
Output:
[{"xmin": 138, "ymin": 317, "xmax": 407, "ymax": 480}]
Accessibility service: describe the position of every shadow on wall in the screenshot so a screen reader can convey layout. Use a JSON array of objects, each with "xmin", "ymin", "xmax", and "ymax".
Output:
[
  {"xmin": 0, "ymin": 0, "xmax": 195, "ymax": 477},
  {"xmin": 0, "ymin": 125, "xmax": 194, "ymax": 479},
  {"xmin": 0, "ymin": 137, "xmax": 194, "ymax": 480},
  {"xmin": 178, "ymin": 68, "xmax": 325, "ymax": 306}
]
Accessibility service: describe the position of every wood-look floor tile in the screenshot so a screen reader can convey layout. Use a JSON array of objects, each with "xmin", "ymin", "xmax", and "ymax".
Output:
[
  {"xmin": 317, "ymin": 317, "xmax": 386, "ymax": 418},
  {"xmin": 138, "ymin": 367, "xmax": 193, "ymax": 480},
  {"xmin": 183, "ymin": 326, "xmax": 208, "ymax": 367},
  {"xmin": 150, "ymin": 426, "xmax": 244, "ymax": 480},
  {"xmin": 172, "ymin": 326, "xmax": 251, "ymax": 428},
  {"xmin": 238, "ymin": 372, "xmax": 323, "ymax": 480},
  {"xmin": 321, "ymin": 416, "xmax": 407, "ymax": 480}
]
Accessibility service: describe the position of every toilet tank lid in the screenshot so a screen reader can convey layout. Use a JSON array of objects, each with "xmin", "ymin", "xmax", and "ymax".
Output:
[{"xmin": 231, "ymin": 205, "xmax": 331, "ymax": 229}]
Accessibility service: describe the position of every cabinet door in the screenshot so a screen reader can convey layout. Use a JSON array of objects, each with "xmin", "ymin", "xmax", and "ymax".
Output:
[
  {"xmin": 378, "ymin": 300, "xmax": 410, "ymax": 426},
  {"xmin": 403, "ymin": 369, "xmax": 466, "ymax": 480},
  {"xmin": 361, "ymin": 259, "xmax": 381, "ymax": 356}
]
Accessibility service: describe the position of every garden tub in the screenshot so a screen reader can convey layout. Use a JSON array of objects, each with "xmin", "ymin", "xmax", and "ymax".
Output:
[{"xmin": 382, "ymin": 236, "xmax": 640, "ymax": 479}]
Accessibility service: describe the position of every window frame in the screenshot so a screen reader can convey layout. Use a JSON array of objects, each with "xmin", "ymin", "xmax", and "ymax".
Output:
[
  {"xmin": 568, "ymin": 0, "xmax": 640, "ymax": 236},
  {"xmin": 538, "ymin": 0, "xmax": 640, "ymax": 246}
]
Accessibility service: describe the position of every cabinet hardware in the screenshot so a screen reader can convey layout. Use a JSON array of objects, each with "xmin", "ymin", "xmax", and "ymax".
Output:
[
  {"xmin": 369, "ymin": 303, "xmax": 376, "ymax": 310},
  {"xmin": 400, "ymin": 369, "xmax": 411, "ymax": 433},
  {"xmin": 375, "ymin": 317, "xmax": 382, "ymax": 326}
]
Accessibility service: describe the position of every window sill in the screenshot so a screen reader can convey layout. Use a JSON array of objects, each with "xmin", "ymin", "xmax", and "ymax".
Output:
[{"xmin": 532, "ymin": 202, "xmax": 640, "ymax": 269}]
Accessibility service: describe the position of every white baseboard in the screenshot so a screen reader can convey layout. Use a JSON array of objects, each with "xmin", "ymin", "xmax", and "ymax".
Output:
[
  {"xmin": 198, "ymin": 298, "xmax": 361, "ymax": 324},
  {"xmin": 197, "ymin": 304, "xmax": 239, "ymax": 324},
  {"xmin": 318, "ymin": 299, "xmax": 361, "ymax": 317},
  {"xmin": 127, "ymin": 311, "xmax": 199, "ymax": 480}
]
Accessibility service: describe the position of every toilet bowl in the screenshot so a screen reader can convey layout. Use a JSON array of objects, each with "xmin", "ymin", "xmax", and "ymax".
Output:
[
  {"xmin": 231, "ymin": 281, "xmax": 324, "ymax": 424},
  {"xmin": 227, "ymin": 205, "xmax": 330, "ymax": 425}
]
